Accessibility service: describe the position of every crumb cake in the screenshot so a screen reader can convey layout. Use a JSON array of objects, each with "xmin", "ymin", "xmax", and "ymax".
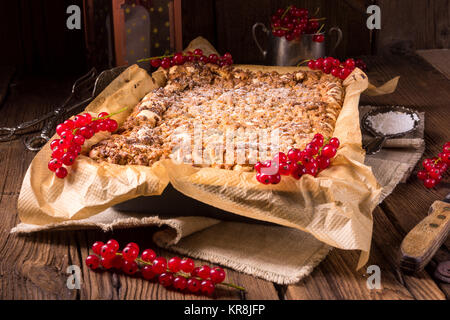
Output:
[{"xmin": 89, "ymin": 62, "xmax": 344, "ymax": 171}]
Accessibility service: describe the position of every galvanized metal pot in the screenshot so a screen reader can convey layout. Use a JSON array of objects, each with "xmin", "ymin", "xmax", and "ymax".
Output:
[{"xmin": 252, "ymin": 23, "xmax": 343, "ymax": 66}]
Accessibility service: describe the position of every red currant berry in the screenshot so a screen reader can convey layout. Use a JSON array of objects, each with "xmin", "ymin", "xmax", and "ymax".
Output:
[
  {"xmin": 101, "ymin": 244, "xmax": 117, "ymax": 259},
  {"xmin": 141, "ymin": 249, "xmax": 156, "ymax": 262},
  {"xmin": 168, "ymin": 257, "xmax": 182, "ymax": 273},
  {"xmin": 50, "ymin": 139, "xmax": 60, "ymax": 150},
  {"xmin": 92, "ymin": 241, "xmax": 104, "ymax": 255},
  {"xmin": 208, "ymin": 54, "xmax": 219, "ymax": 64},
  {"xmin": 273, "ymin": 152, "xmax": 288, "ymax": 164},
  {"xmin": 173, "ymin": 52, "xmax": 185, "ymax": 65},
  {"xmin": 441, "ymin": 152, "xmax": 450, "ymax": 164},
  {"xmin": 193, "ymin": 48, "xmax": 203, "ymax": 56},
  {"xmin": 56, "ymin": 124, "xmax": 68, "ymax": 136},
  {"xmin": 435, "ymin": 162, "xmax": 448, "ymax": 173},
  {"xmin": 141, "ymin": 265, "xmax": 156, "ymax": 280},
  {"xmin": 314, "ymin": 59, "xmax": 324, "ymax": 70},
  {"xmin": 317, "ymin": 156, "xmax": 331, "ymax": 170},
  {"xmin": 305, "ymin": 143, "xmax": 319, "ymax": 156},
  {"xmin": 86, "ymin": 255, "xmax": 100, "ymax": 270},
  {"xmin": 152, "ymin": 257, "xmax": 167, "ymax": 274},
  {"xmin": 101, "ymin": 257, "xmax": 113, "ymax": 269},
  {"xmin": 331, "ymin": 67, "xmax": 341, "ymax": 78},
  {"xmin": 321, "ymin": 145, "xmax": 337, "ymax": 158},
  {"xmin": 122, "ymin": 260, "xmax": 138, "ymax": 275},
  {"xmin": 256, "ymin": 173, "xmax": 271, "ymax": 185},
  {"xmin": 161, "ymin": 57, "xmax": 171, "ymax": 69},
  {"xmin": 197, "ymin": 265, "xmax": 211, "ymax": 280},
  {"xmin": 52, "ymin": 147, "xmax": 65, "ymax": 160},
  {"xmin": 424, "ymin": 178, "xmax": 437, "ymax": 189},
  {"xmin": 48, "ymin": 159, "xmax": 62, "ymax": 172},
  {"xmin": 159, "ymin": 272, "xmax": 174, "ymax": 287},
  {"xmin": 306, "ymin": 165, "xmax": 318, "ymax": 177},
  {"xmin": 279, "ymin": 161, "xmax": 291, "ymax": 176},
  {"xmin": 61, "ymin": 152, "xmax": 76, "ymax": 166},
  {"xmin": 111, "ymin": 255, "xmax": 124, "ymax": 269},
  {"xmin": 59, "ymin": 130, "xmax": 74, "ymax": 142},
  {"xmin": 288, "ymin": 161, "xmax": 299, "ymax": 174},
  {"xmin": 199, "ymin": 55, "xmax": 209, "ymax": 64},
  {"xmin": 307, "ymin": 60, "xmax": 316, "ymax": 70},
  {"xmin": 63, "ymin": 119, "xmax": 75, "ymax": 130},
  {"xmin": 79, "ymin": 126, "xmax": 94, "ymax": 139},
  {"xmin": 311, "ymin": 137, "xmax": 324, "ymax": 147},
  {"xmin": 68, "ymin": 144, "xmax": 81, "ymax": 156},
  {"xmin": 223, "ymin": 52, "xmax": 232, "ymax": 60},
  {"xmin": 55, "ymin": 167, "xmax": 68, "ymax": 179},
  {"xmin": 151, "ymin": 59, "xmax": 161, "ymax": 68},
  {"xmin": 98, "ymin": 112, "xmax": 109, "ymax": 119},
  {"xmin": 74, "ymin": 115, "xmax": 88, "ymax": 128},
  {"xmin": 191, "ymin": 267, "xmax": 200, "ymax": 277},
  {"xmin": 97, "ymin": 121, "xmax": 108, "ymax": 132},
  {"xmin": 344, "ymin": 58, "xmax": 356, "ymax": 69},
  {"xmin": 73, "ymin": 135, "xmax": 85, "ymax": 145},
  {"xmin": 285, "ymin": 33, "xmax": 294, "ymax": 41},
  {"xmin": 329, "ymin": 137, "xmax": 340, "ymax": 149},
  {"xmin": 180, "ymin": 258, "xmax": 195, "ymax": 273},
  {"xmin": 313, "ymin": 34, "xmax": 325, "ymax": 43},
  {"xmin": 429, "ymin": 168, "xmax": 442, "ymax": 180},
  {"xmin": 269, "ymin": 173, "xmax": 281, "ymax": 184},
  {"xmin": 291, "ymin": 165, "xmax": 307, "ymax": 180},
  {"xmin": 173, "ymin": 276, "xmax": 188, "ymax": 290},
  {"xmin": 210, "ymin": 267, "xmax": 226, "ymax": 284},
  {"xmin": 83, "ymin": 113, "xmax": 92, "ymax": 123},
  {"xmin": 105, "ymin": 239, "xmax": 119, "ymax": 251},
  {"xmin": 339, "ymin": 67, "xmax": 352, "ymax": 80},
  {"xmin": 57, "ymin": 138, "xmax": 71, "ymax": 149},
  {"xmin": 105, "ymin": 119, "xmax": 118, "ymax": 133},
  {"xmin": 122, "ymin": 246, "xmax": 139, "ymax": 261},
  {"xmin": 187, "ymin": 278, "xmax": 201, "ymax": 293},
  {"xmin": 254, "ymin": 162, "xmax": 263, "ymax": 173},
  {"xmin": 322, "ymin": 66, "xmax": 332, "ymax": 74},
  {"xmin": 287, "ymin": 148, "xmax": 301, "ymax": 162},
  {"xmin": 125, "ymin": 242, "xmax": 139, "ymax": 251},
  {"xmin": 200, "ymin": 280, "xmax": 215, "ymax": 295}
]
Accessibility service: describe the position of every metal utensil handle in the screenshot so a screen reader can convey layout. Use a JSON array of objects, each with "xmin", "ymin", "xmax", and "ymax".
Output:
[
  {"xmin": 252, "ymin": 22, "xmax": 269, "ymax": 59},
  {"xmin": 363, "ymin": 136, "xmax": 387, "ymax": 155},
  {"xmin": 328, "ymin": 27, "xmax": 343, "ymax": 56}
]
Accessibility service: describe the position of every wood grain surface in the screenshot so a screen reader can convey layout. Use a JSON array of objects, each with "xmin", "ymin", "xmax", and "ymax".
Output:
[{"xmin": 0, "ymin": 52, "xmax": 449, "ymax": 300}]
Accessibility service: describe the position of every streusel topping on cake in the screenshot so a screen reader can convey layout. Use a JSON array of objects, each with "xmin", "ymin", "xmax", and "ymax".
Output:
[{"xmin": 89, "ymin": 62, "xmax": 344, "ymax": 170}]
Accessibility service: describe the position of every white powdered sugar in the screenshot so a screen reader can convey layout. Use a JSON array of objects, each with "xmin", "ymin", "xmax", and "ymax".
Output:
[{"xmin": 367, "ymin": 110, "xmax": 419, "ymax": 135}]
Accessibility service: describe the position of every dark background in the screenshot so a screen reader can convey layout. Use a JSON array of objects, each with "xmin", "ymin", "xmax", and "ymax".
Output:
[{"xmin": 0, "ymin": 0, "xmax": 448, "ymax": 75}]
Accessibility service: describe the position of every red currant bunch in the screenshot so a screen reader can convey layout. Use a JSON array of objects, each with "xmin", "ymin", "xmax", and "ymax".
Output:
[
  {"xmin": 85, "ymin": 239, "xmax": 245, "ymax": 296},
  {"xmin": 145, "ymin": 49, "xmax": 233, "ymax": 70},
  {"xmin": 48, "ymin": 111, "xmax": 122, "ymax": 179},
  {"xmin": 255, "ymin": 134, "xmax": 340, "ymax": 184},
  {"xmin": 307, "ymin": 57, "xmax": 367, "ymax": 80},
  {"xmin": 417, "ymin": 142, "xmax": 450, "ymax": 189},
  {"xmin": 270, "ymin": 5, "xmax": 324, "ymax": 42}
]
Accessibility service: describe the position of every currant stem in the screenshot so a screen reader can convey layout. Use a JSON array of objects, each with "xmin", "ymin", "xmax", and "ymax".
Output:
[
  {"xmin": 309, "ymin": 17, "xmax": 327, "ymax": 22},
  {"xmin": 315, "ymin": 24, "xmax": 325, "ymax": 35},
  {"xmin": 281, "ymin": 5, "xmax": 292, "ymax": 20}
]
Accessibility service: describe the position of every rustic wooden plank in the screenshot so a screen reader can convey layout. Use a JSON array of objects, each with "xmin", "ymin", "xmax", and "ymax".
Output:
[
  {"xmin": 181, "ymin": 0, "xmax": 216, "ymax": 49},
  {"xmin": 0, "ymin": 77, "xmax": 80, "ymax": 300},
  {"xmin": 285, "ymin": 207, "xmax": 416, "ymax": 300},
  {"xmin": 376, "ymin": 0, "xmax": 449, "ymax": 54},
  {"xmin": 359, "ymin": 53, "xmax": 450, "ymax": 298},
  {"xmin": 417, "ymin": 49, "xmax": 450, "ymax": 79}
]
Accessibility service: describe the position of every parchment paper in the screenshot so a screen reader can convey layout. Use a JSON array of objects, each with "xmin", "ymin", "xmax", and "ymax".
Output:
[{"xmin": 15, "ymin": 38, "xmax": 397, "ymax": 281}]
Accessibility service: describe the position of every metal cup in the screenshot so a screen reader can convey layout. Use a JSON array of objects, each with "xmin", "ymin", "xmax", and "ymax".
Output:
[{"xmin": 252, "ymin": 23, "xmax": 343, "ymax": 66}]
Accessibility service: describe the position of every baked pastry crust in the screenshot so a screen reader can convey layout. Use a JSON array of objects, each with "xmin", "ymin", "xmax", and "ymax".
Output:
[{"xmin": 89, "ymin": 62, "xmax": 344, "ymax": 171}]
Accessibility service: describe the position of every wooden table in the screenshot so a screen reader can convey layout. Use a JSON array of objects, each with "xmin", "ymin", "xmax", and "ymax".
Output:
[{"xmin": 1, "ymin": 52, "xmax": 449, "ymax": 300}]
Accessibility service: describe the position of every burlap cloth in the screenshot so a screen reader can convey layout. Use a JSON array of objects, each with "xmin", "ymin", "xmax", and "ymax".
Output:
[{"xmin": 12, "ymin": 39, "xmax": 421, "ymax": 285}]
